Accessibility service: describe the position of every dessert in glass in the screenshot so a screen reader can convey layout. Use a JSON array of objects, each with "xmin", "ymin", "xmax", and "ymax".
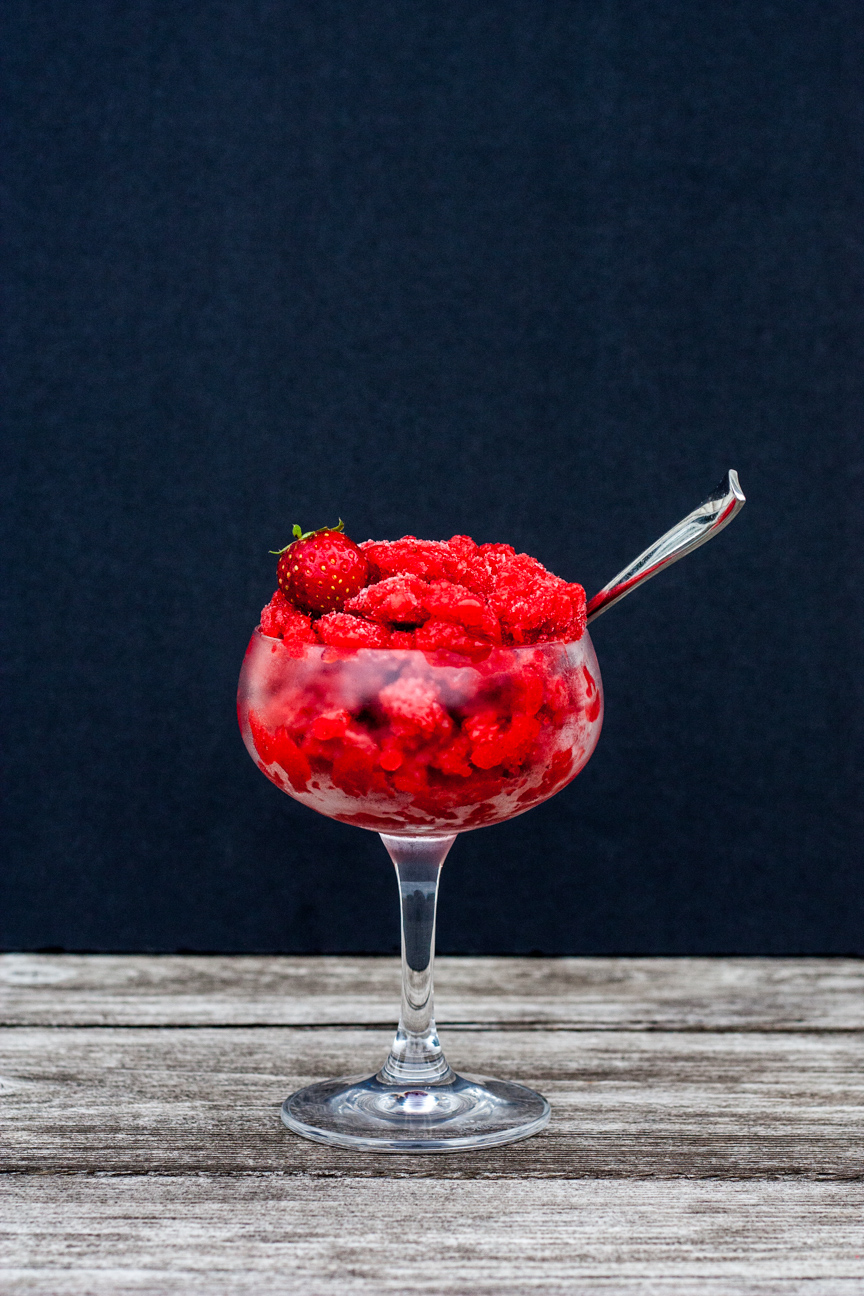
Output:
[{"xmin": 238, "ymin": 526, "xmax": 603, "ymax": 1151}]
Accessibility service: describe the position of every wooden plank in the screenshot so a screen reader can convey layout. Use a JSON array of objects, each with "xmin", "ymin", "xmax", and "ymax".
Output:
[
  {"xmin": 3, "ymin": 958, "xmax": 863, "ymax": 1292},
  {"xmin": 3, "ymin": 954, "xmax": 864, "ymax": 1029},
  {"xmin": 3, "ymin": 1025, "xmax": 864, "ymax": 1178},
  {"xmin": 2, "ymin": 1175, "xmax": 864, "ymax": 1295}
]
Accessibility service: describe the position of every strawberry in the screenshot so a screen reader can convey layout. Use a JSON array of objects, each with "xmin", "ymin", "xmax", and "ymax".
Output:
[{"xmin": 272, "ymin": 521, "xmax": 369, "ymax": 616}]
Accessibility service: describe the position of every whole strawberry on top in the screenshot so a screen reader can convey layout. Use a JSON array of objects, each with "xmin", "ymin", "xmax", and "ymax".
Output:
[{"xmin": 273, "ymin": 521, "xmax": 369, "ymax": 615}]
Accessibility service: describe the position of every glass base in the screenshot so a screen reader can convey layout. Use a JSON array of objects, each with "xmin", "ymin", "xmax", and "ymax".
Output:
[{"xmin": 282, "ymin": 1071, "xmax": 550, "ymax": 1153}]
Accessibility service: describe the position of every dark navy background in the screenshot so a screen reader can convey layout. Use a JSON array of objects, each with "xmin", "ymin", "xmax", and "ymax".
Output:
[{"xmin": 3, "ymin": 1, "xmax": 862, "ymax": 952}]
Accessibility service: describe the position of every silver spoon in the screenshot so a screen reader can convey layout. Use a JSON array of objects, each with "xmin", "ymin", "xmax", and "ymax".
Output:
[{"xmin": 586, "ymin": 469, "xmax": 746, "ymax": 623}]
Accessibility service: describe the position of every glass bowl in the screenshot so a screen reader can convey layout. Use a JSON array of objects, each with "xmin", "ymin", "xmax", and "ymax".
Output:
[{"xmin": 237, "ymin": 629, "xmax": 603, "ymax": 1152}]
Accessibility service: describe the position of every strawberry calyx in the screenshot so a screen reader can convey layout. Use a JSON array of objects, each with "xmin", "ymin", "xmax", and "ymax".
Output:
[{"xmin": 269, "ymin": 520, "xmax": 345, "ymax": 556}]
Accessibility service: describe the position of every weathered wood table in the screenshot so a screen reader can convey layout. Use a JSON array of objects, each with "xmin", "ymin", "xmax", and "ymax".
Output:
[{"xmin": 2, "ymin": 955, "xmax": 864, "ymax": 1293}]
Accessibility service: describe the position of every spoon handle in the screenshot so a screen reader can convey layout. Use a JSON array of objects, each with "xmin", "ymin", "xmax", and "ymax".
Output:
[{"xmin": 586, "ymin": 469, "xmax": 746, "ymax": 624}]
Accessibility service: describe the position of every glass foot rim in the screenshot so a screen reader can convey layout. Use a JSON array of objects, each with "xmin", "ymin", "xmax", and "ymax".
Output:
[{"xmin": 281, "ymin": 1072, "xmax": 551, "ymax": 1154}]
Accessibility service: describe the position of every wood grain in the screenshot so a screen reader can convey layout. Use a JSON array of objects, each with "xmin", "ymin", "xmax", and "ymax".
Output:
[
  {"xmin": 3, "ymin": 954, "xmax": 863, "ymax": 1029},
  {"xmin": 3, "ymin": 1026, "xmax": 864, "ymax": 1178},
  {"xmin": 2, "ymin": 955, "xmax": 863, "ymax": 1293},
  {"xmin": 3, "ymin": 1177, "xmax": 864, "ymax": 1295}
]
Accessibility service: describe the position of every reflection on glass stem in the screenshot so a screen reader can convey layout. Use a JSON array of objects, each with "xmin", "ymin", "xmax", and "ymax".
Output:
[{"xmin": 379, "ymin": 833, "xmax": 456, "ymax": 1085}]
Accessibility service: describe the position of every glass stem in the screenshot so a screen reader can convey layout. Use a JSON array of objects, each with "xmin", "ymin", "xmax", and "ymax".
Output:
[{"xmin": 378, "ymin": 833, "xmax": 457, "ymax": 1086}]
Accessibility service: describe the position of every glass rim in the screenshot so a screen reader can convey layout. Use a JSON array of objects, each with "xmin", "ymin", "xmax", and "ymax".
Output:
[{"xmin": 251, "ymin": 626, "xmax": 593, "ymax": 653}]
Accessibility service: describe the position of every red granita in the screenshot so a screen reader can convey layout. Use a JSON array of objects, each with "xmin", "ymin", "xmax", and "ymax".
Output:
[
  {"xmin": 259, "ymin": 590, "xmax": 317, "ymax": 644},
  {"xmin": 241, "ymin": 528, "xmax": 599, "ymax": 833},
  {"xmin": 258, "ymin": 531, "xmax": 585, "ymax": 650},
  {"xmin": 315, "ymin": 613, "xmax": 390, "ymax": 650},
  {"xmin": 345, "ymin": 574, "xmax": 429, "ymax": 627},
  {"xmin": 362, "ymin": 537, "xmax": 455, "ymax": 584}
]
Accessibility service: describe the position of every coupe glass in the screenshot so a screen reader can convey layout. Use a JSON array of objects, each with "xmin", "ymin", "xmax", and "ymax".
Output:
[{"xmin": 238, "ymin": 630, "xmax": 603, "ymax": 1151}]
